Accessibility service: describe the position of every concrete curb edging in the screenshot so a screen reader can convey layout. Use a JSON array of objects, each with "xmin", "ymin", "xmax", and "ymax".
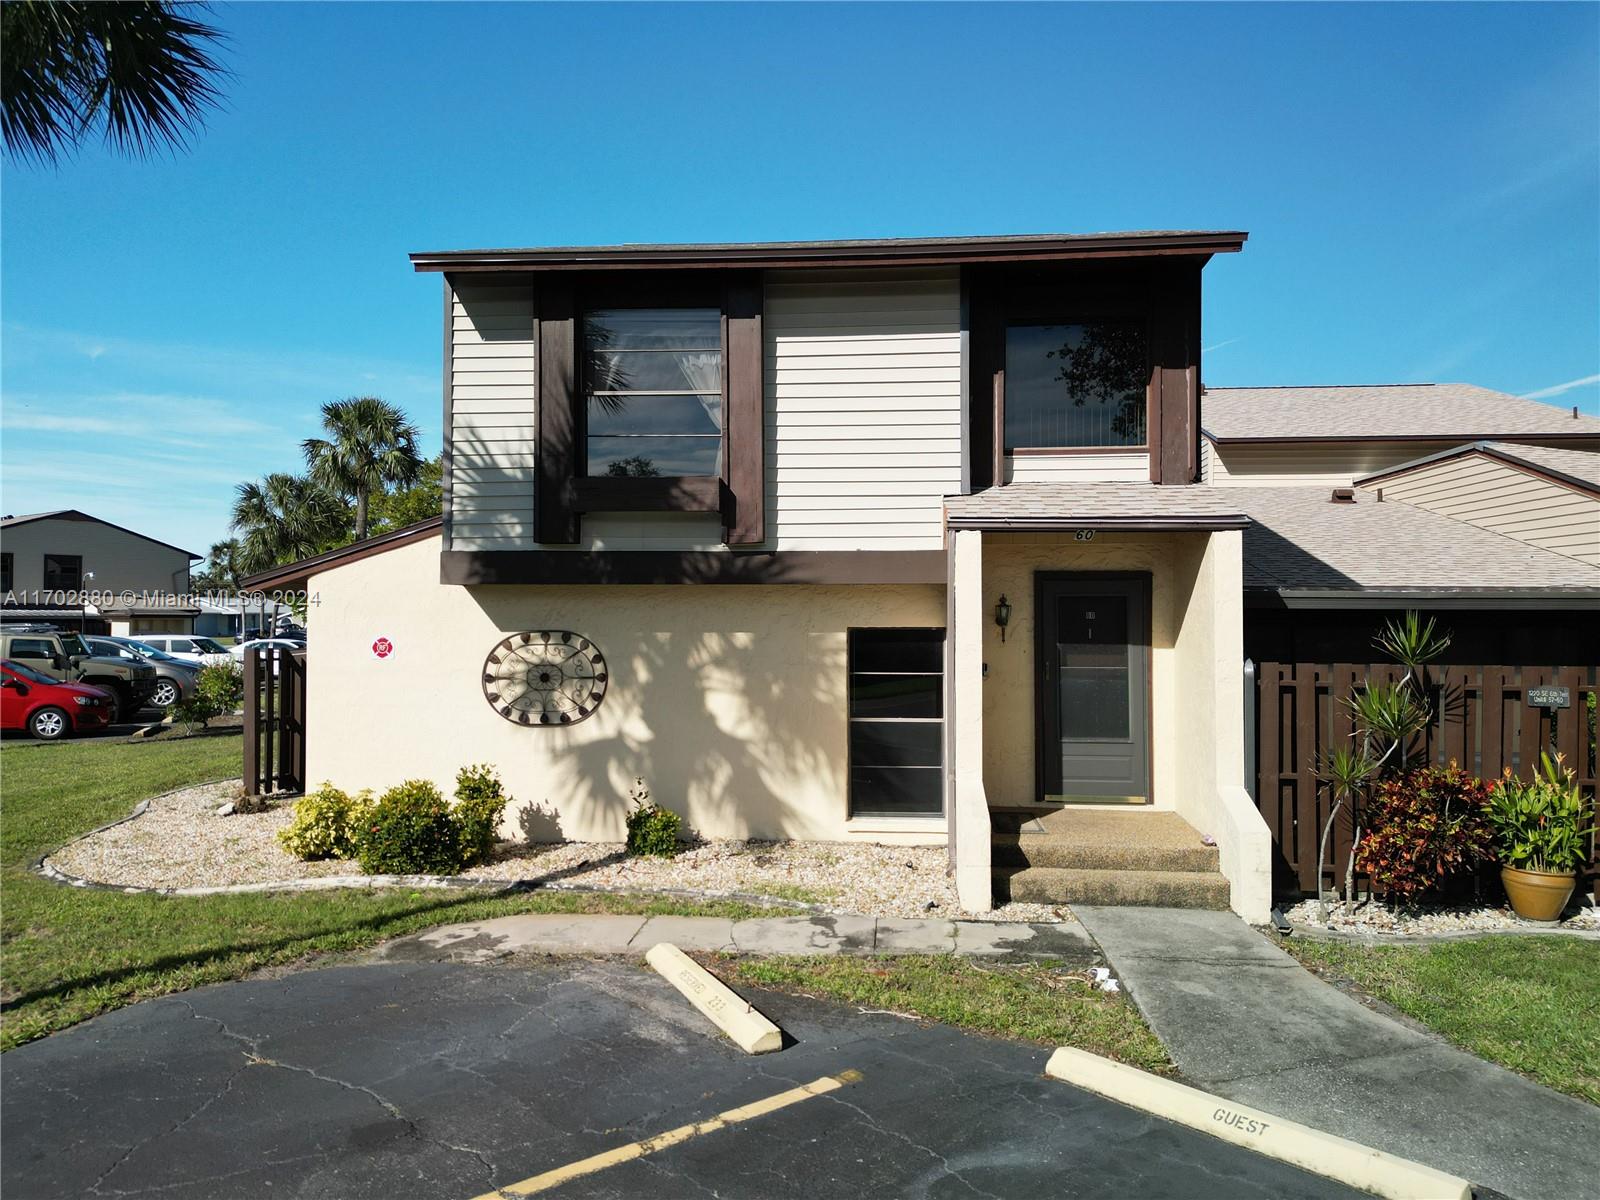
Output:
[
  {"xmin": 646, "ymin": 942, "xmax": 784, "ymax": 1054},
  {"xmin": 1285, "ymin": 920, "xmax": 1600, "ymax": 945},
  {"xmin": 1045, "ymin": 1047, "xmax": 1471, "ymax": 1200}
]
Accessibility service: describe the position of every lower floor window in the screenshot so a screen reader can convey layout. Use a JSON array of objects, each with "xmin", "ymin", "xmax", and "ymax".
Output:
[{"xmin": 848, "ymin": 628, "xmax": 945, "ymax": 817}]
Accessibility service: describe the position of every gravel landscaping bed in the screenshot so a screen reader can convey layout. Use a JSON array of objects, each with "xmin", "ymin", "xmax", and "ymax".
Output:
[
  {"xmin": 44, "ymin": 783, "xmax": 1069, "ymax": 923},
  {"xmin": 1284, "ymin": 896, "xmax": 1599, "ymax": 936}
]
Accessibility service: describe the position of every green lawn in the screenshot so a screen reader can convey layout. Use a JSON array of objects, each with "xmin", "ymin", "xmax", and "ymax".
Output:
[
  {"xmin": 1286, "ymin": 938, "xmax": 1600, "ymax": 1104},
  {"xmin": 0, "ymin": 733, "xmax": 764, "ymax": 1049},
  {"xmin": 728, "ymin": 954, "xmax": 1171, "ymax": 1073}
]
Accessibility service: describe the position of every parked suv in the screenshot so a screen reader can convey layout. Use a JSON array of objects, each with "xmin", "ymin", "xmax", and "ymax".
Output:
[
  {"xmin": 0, "ymin": 625, "xmax": 157, "ymax": 720},
  {"xmin": 85, "ymin": 637, "xmax": 198, "ymax": 710}
]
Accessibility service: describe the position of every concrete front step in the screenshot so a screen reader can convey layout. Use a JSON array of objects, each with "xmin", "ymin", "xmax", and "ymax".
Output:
[
  {"xmin": 993, "ymin": 834, "xmax": 1220, "ymax": 874},
  {"xmin": 994, "ymin": 866, "xmax": 1232, "ymax": 910}
]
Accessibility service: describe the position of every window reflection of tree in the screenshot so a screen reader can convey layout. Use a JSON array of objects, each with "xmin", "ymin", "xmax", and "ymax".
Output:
[
  {"xmin": 585, "ymin": 323, "xmax": 631, "ymax": 417},
  {"xmin": 606, "ymin": 455, "xmax": 660, "ymax": 478},
  {"xmin": 1046, "ymin": 323, "xmax": 1147, "ymax": 442}
]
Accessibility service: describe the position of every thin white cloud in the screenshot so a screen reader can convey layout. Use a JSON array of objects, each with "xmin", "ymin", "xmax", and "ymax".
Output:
[
  {"xmin": 1520, "ymin": 374, "xmax": 1600, "ymax": 402},
  {"xmin": 2, "ymin": 322, "xmax": 437, "ymax": 408},
  {"xmin": 1203, "ymin": 337, "xmax": 1242, "ymax": 354},
  {"xmin": 3, "ymin": 391, "xmax": 287, "ymax": 442},
  {"xmin": 4, "ymin": 412, "xmax": 124, "ymax": 435}
]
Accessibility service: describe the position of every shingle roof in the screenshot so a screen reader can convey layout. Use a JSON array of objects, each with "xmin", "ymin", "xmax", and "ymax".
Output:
[
  {"xmin": 1481, "ymin": 442, "xmax": 1600, "ymax": 489},
  {"xmin": 944, "ymin": 483, "xmax": 1249, "ymax": 531},
  {"xmin": 1354, "ymin": 440, "xmax": 1600, "ymax": 493},
  {"xmin": 1233, "ymin": 487, "xmax": 1598, "ymax": 596},
  {"xmin": 0, "ymin": 510, "xmax": 73, "ymax": 526},
  {"xmin": 1201, "ymin": 383, "xmax": 1600, "ymax": 442}
]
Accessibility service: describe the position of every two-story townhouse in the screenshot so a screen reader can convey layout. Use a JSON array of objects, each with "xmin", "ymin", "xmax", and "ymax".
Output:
[
  {"xmin": 0, "ymin": 510, "xmax": 201, "ymax": 634},
  {"xmin": 247, "ymin": 231, "xmax": 1275, "ymax": 919}
]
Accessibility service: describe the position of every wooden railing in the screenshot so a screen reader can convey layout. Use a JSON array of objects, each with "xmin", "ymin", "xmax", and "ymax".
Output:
[
  {"xmin": 243, "ymin": 646, "xmax": 306, "ymax": 798},
  {"xmin": 1254, "ymin": 662, "xmax": 1598, "ymax": 899}
]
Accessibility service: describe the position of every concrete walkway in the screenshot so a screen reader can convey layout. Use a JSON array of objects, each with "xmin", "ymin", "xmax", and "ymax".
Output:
[
  {"xmin": 381, "ymin": 912, "xmax": 1099, "ymax": 964},
  {"xmin": 1074, "ymin": 906, "xmax": 1600, "ymax": 1200}
]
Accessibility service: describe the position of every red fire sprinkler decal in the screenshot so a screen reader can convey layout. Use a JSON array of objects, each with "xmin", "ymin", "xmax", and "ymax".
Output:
[{"xmin": 371, "ymin": 637, "xmax": 394, "ymax": 659}]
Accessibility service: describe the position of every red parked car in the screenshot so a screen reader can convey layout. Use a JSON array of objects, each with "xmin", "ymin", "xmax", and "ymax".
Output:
[{"xmin": 1, "ymin": 659, "xmax": 116, "ymax": 740}]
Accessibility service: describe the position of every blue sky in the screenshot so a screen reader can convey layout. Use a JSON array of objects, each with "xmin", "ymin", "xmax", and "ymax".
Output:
[{"xmin": 3, "ymin": 2, "xmax": 1596, "ymax": 558}]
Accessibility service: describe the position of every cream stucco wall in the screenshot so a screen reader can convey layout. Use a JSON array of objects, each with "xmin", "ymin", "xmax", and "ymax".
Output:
[
  {"xmin": 306, "ymin": 532, "xmax": 946, "ymax": 844},
  {"xmin": 1171, "ymin": 531, "xmax": 1271, "ymax": 922},
  {"xmin": 978, "ymin": 532, "xmax": 1196, "ymax": 811}
]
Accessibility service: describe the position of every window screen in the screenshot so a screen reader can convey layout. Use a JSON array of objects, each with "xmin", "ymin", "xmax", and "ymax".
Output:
[{"xmin": 848, "ymin": 628, "xmax": 945, "ymax": 817}]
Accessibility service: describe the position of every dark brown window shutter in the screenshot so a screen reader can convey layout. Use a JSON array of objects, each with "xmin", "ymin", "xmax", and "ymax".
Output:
[
  {"xmin": 536, "ymin": 279, "xmax": 580, "ymax": 543},
  {"xmin": 722, "ymin": 272, "xmax": 765, "ymax": 546}
]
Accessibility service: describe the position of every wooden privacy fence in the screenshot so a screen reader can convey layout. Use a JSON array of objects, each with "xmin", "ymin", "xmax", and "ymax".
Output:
[
  {"xmin": 1254, "ymin": 662, "xmax": 1599, "ymax": 899},
  {"xmin": 243, "ymin": 646, "xmax": 306, "ymax": 797}
]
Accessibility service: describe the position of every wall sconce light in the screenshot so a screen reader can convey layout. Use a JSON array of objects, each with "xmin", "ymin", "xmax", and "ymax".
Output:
[{"xmin": 994, "ymin": 594, "xmax": 1011, "ymax": 642}]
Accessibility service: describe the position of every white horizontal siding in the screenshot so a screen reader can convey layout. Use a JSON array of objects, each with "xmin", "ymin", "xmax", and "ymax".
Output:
[
  {"xmin": 1004, "ymin": 452, "xmax": 1147, "ymax": 484},
  {"xmin": 764, "ymin": 268, "xmax": 962, "ymax": 551},
  {"xmin": 562, "ymin": 514, "xmax": 724, "ymax": 551},
  {"xmin": 1358, "ymin": 453, "xmax": 1600, "ymax": 567},
  {"xmin": 1208, "ymin": 440, "xmax": 1464, "ymax": 487},
  {"xmin": 448, "ymin": 284, "xmax": 536, "ymax": 551}
]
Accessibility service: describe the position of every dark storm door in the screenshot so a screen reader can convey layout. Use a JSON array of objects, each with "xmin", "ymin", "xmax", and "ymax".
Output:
[{"xmin": 1036, "ymin": 574, "xmax": 1151, "ymax": 804}]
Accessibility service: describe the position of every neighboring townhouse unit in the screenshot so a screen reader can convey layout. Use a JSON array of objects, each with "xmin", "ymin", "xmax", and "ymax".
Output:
[
  {"xmin": 0, "ymin": 510, "xmax": 200, "ymax": 634},
  {"xmin": 1354, "ymin": 441, "xmax": 1600, "ymax": 568},
  {"xmin": 1200, "ymin": 383, "xmax": 1600, "ymax": 487}
]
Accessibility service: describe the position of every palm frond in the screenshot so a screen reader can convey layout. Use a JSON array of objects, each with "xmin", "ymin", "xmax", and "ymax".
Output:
[{"xmin": 2, "ymin": 1, "xmax": 227, "ymax": 165}]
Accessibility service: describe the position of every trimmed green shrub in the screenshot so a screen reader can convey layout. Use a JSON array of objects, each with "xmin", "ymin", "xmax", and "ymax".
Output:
[
  {"xmin": 624, "ymin": 778, "xmax": 681, "ymax": 858},
  {"xmin": 170, "ymin": 660, "xmax": 245, "ymax": 728},
  {"xmin": 354, "ymin": 780, "xmax": 464, "ymax": 875},
  {"xmin": 454, "ymin": 763, "xmax": 509, "ymax": 867},
  {"xmin": 277, "ymin": 782, "xmax": 371, "ymax": 860}
]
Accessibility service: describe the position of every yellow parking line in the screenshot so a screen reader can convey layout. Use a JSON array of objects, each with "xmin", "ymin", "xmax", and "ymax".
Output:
[{"xmin": 470, "ymin": 1069, "xmax": 864, "ymax": 1199}]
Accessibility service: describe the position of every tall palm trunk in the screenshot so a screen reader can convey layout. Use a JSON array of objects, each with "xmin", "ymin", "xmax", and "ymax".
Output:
[{"xmin": 355, "ymin": 485, "xmax": 369, "ymax": 542}]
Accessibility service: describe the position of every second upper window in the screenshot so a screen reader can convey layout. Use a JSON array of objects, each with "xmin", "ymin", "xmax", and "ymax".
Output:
[
  {"xmin": 584, "ymin": 307, "xmax": 723, "ymax": 478},
  {"xmin": 1004, "ymin": 321, "xmax": 1148, "ymax": 451}
]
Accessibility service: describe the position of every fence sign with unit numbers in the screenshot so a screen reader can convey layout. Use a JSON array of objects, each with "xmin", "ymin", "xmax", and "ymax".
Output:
[{"xmin": 1527, "ymin": 686, "xmax": 1570, "ymax": 709}]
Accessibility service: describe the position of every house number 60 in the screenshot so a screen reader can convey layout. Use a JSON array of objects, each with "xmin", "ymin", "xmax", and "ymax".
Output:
[{"xmin": 1074, "ymin": 530, "xmax": 1095, "ymax": 542}]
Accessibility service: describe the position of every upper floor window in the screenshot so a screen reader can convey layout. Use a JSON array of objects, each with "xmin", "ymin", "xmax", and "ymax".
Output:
[
  {"xmin": 42, "ymin": 553, "xmax": 82, "ymax": 590},
  {"xmin": 584, "ymin": 308, "xmax": 723, "ymax": 478},
  {"xmin": 0, "ymin": 552, "xmax": 11, "ymax": 592},
  {"xmin": 1003, "ymin": 321, "xmax": 1148, "ymax": 451}
]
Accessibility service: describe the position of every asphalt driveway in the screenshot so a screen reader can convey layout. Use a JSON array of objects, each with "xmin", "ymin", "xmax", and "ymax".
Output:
[{"xmin": 1, "ymin": 958, "xmax": 1367, "ymax": 1200}]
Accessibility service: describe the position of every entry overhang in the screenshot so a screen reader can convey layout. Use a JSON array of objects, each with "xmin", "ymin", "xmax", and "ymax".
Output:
[{"xmin": 944, "ymin": 483, "xmax": 1250, "ymax": 534}]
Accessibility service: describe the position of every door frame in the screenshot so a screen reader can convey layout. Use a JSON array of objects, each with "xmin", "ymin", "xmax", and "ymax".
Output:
[{"xmin": 1031, "ymin": 570, "xmax": 1154, "ymax": 806}]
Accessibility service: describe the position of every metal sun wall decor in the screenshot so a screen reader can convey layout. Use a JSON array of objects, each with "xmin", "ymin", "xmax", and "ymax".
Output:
[{"xmin": 482, "ymin": 631, "xmax": 609, "ymax": 725}]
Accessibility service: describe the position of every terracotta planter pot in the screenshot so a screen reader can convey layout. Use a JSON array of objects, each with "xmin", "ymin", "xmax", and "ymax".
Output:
[{"xmin": 1500, "ymin": 865, "xmax": 1577, "ymax": 923}]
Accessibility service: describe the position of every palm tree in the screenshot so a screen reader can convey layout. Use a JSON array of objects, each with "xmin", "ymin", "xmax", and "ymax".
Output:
[
  {"xmin": 302, "ymin": 397, "xmax": 423, "ymax": 542},
  {"xmin": 192, "ymin": 537, "xmax": 243, "ymax": 591},
  {"xmin": 2, "ymin": 1, "xmax": 226, "ymax": 165},
  {"xmin": 230, "ymin": 473, "xmax": 348, "ymax": 575}
]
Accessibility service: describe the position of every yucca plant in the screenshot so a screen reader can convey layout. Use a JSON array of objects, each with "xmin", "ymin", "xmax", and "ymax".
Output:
[
  {"xmin": 1314, "ymin": 611, "xmax": 1451, "ymax": 915},
  {"xmin": 1312, "ymin": 746, "xmax": 1379, "ymax": 920}
]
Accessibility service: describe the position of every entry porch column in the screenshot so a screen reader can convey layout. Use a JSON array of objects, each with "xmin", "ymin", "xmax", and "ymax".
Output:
[{"xmin": 946, "ymin": 528, "xmax": 992, "ymax": 912}]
